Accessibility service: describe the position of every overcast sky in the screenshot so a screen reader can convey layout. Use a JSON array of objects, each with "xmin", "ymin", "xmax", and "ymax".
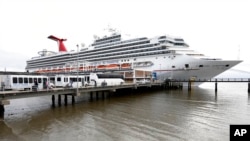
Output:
[{"xmin": 0, "ymin": 0, "xmax": 250, "ymax": 71}]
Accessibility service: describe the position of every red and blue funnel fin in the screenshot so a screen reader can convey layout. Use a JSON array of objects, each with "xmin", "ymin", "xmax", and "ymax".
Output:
[{"xmin": 48, "ymin": 35, "xmax": 67, "ymax": 52}]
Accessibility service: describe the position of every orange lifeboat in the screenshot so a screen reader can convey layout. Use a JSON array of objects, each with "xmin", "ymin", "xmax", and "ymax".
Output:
[
  {"xmin": 51, "ymin": 69, "xmax": 57, "ymax": 73},
  {"xmin": 35, "ymin": 70, "xmax": 41, "ymax": 73},
  {"xmin": 44, "ymin": 69, "xmax": 50, "ymax": 73},
  {"xmin": 45, "ymin": 69, "xmax": 51, "ymax": 73},
  {"xmin": 65, "ymin": 67, "xmax": 71, "ymax": 72},
  {"xmin": 121, "ymin": 63, "xmax": 131, "ymax": 69},
  {"xmin": 97, "ymin": 65, "xmax": 106, "ymax": 70},
  {"xmin": 40, "ymin": 69, "xmax": 47, "ymax": 73},
  {"xmin": 106, "ymin": 64, "xmax": 119, "ymax": 69},
  {"xmin": 57, "ymin": 68, "xmax": 64, "ymax": 72},
  {"xmin": 79, "ymin": 66, "xmax": 84, "ymax": 71}
]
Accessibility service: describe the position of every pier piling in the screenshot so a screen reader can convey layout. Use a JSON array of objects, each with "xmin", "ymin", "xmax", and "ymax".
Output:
[
  {"xmin": 0, "ymin": 105, "xmax": 4, "ymax": 120},
  {"xmin": 90, "ymin": 92, "xmax": 93, "ymax": 100},
  {"xmin": 188, "ymin": 80, "xmax": 191, "ymax": 91},
  {"xmin": 64, "ymin": 95, "xmax": 68, "ymax": 106},
  {"xmin": 52, "ymin": 95, "xmax": 55, "ymax": 107},
  {"xmin": 248, "ymin": 79, "xmax": 250, "ymax": 93},
  {"xmin": 96, "ymin": 92, "xmax": 99, "ymax": 100},
  {"xmin": 215, "ymin": 79, "xmax": 218, "ymax": 92},
  {"xmin": 58, "ymin": 95, "xmax": 61, "ymax": 106},
  {"xmin": 107, "ymin": 91, "xmax": 111, "ymax": 99},
  {"xmin": 72, "ymin": 95, "xmax": 75, "ymax": 105},
  {"xmin": 102, "ymin": 91, "xmax": 105, "ymax": 99},
  {"xmin": 0, "ymin": 105, "xmax": 4, "ymax": 112}
]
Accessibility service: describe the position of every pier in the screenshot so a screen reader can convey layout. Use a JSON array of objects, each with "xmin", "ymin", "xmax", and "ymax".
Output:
[
  {"xmin": 0, "ymin": 82, "xmax": 164, "ymax": 120},
  {"xmin": 1, "ymin": 77, "xmax": 250, "ymax": 120},
  {"xmin": 165, "ymin": 78, "xmax": 250, "ymax": 92}
]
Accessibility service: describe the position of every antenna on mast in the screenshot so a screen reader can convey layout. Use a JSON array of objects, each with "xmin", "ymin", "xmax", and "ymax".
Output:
[{"xmin": 48, "ymin": 35, "xmax": 68, "ymax": 52}]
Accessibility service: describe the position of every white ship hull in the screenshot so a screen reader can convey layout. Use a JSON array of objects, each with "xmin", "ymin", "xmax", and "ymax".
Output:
[{"xmin": 132, "ymin": 54, "xmax": 241, "ymax": 81}]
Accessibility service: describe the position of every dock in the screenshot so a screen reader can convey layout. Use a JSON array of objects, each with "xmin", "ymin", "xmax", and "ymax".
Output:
[
  {"xmin": 165, "ymin": 78, "xmax": 250, "ymax": 92},
  {"xmin": 1, "ymin": 77, "xmax": 250, "ymax": 120},
  {"xmin": 0, "ymin": 82, "xmax": 164, "ymax": 120}
]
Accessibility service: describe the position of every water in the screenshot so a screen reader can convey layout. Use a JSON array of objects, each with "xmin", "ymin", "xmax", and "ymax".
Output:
[{"xmin": 1, "ymin": 83, "xmax": 250, "ymax": 141}]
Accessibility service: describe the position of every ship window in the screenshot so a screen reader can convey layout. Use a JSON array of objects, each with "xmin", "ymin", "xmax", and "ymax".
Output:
[
  {"xmin": 199, "ymin": 65, "xmax": 203, "ymax": 67},
  {"xmin": 225, "ymin": 64, "xmax": 229, "ymax": 67},
  {"xmin": 172, "ymin": 66, "xmax": 175, "ymax": 68},
  {"xmin": 185, "ymin": 64, "xmax": 189, "ymax": 68}
]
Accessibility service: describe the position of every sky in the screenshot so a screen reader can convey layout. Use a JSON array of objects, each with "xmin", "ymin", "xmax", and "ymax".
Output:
[{"xmin": 0, "ymin": 0, "xmax": 250, "ymax": 71}]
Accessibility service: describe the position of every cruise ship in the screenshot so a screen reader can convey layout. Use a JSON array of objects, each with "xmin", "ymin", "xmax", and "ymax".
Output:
[{"xmin": 26, "ymin": 31, "xmax": 242, "ymax": 82}]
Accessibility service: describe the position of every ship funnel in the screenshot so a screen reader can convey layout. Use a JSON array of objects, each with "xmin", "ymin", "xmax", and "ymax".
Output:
[{"xmin": 48, "ymin": 35, "xmax": 67, "ymax": 52}]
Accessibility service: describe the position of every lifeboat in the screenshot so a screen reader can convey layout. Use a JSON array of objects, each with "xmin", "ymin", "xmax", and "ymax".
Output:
[
  {"xmin": 51, "ymin": 68, "xmax": 58, "ymax": 73},
  {"xmin": 45, "ymin": 69, "xmax": 51, "ymax": 73},
  {"xmin": 43, "ymin": 69, "xmax": 50, "ymax": 73},
  {"xmin": 121, "ymin": 63, "xmax": 131, "ymax": 69},
  {"xmin": 57, "ymin": 68, "xmax": 65, "ymax": 72},
  {"xmin": 106, "ymin": 64, "xmax": 120, "ymax": 69},
  {"xmin": 37, "ymin": 69, "xmax": 47, "ymax": 73},
  {"xmin": 35, "ymin": 70, "xmax": 41, "ymax": 73},
  {"xmin": 79, "ymin": 66, "xmax": 84, "ymax": 71},
  {"xmin": 97, "ymin": 65, "xmax": 106, "ymax": 70},
  {"xmin": 65, "ymin": 67, "xmax": 71, "ymax": 72},
  {"xmin": 40, "ymin": 69, "xmax": 47, "ymax": 73}
]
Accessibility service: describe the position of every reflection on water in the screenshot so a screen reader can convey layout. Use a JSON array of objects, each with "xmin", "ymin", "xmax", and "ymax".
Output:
[{"xmin": 1, "ymin": 83, "xmax": 250, "ymax": 141}]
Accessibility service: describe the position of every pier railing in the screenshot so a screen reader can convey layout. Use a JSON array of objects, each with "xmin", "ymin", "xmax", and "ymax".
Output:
[{"xmin": 168, "ymin": 78, "xmax": 250, "ymax": 82}]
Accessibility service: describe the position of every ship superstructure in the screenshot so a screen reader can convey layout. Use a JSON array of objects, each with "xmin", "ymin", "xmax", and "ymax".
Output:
[{"xmin": 26, "ymin": 31, "xmax": 242, "ymax": 82}]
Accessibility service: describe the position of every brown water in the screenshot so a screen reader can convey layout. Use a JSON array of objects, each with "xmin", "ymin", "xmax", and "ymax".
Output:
[{"xmin": 1, "ymin": 83, "xmax": 250, "ymax": 141}]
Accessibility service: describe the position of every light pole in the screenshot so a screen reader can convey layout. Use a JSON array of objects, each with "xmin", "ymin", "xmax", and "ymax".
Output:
[
  {"xmin": 159, "ymin": 64, "xmax": 161, "ymax": 82},
  {"xmin": 76, "ymin": 44, "xmax": 79, "ymax": 96}
]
